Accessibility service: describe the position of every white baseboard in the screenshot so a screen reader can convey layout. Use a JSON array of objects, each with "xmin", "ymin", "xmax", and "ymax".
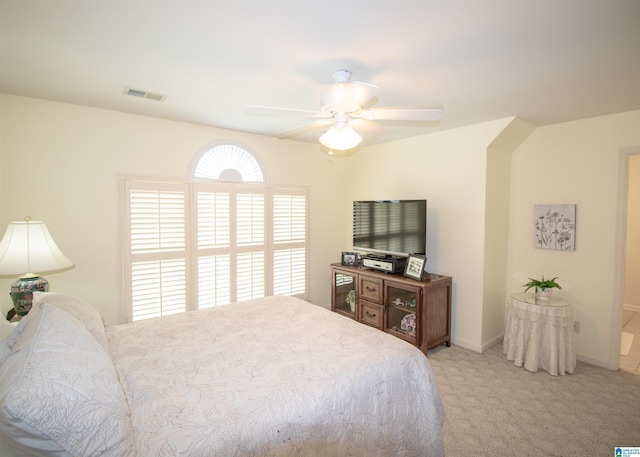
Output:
[
  {"xmin": 450, "ymin": 337, "xmax": 483, "ymax": 353},
  {"xmin": 576, "ymin": 353, "xmax": 610, "ymax": 370},
  {"xmin": 453, "ymin": 337, "xmax": 615, "ymax": 370},
  {"xmin": 450, "ymin": 333, "xmax": 504, "ymax": 353},
  {"xmin": 623, "ymin": 303, "xmax": 640, "ymax": 313},
  {"xmin": 482, "ymin": 333, "xmax": 504, "ymax": 352}
]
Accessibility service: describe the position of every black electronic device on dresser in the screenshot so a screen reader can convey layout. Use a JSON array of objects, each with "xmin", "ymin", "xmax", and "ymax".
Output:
[{"xmin": 361, "ymin": 255, "xmax": 407, "ymax": 274}]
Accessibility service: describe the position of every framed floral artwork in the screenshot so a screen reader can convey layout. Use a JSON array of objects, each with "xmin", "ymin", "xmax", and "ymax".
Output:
[{"xmin": 534, "ymin": 204, "xmax": 576, "ymax": 251}]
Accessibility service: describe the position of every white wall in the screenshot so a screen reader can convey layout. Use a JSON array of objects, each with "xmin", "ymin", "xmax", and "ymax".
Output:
[
  {"xmin": 3, "ymin": 93, "xmax": 639, "ymax": 368},
  {"xmin": 507, "ymin": 110, "xmax": 640, "ymax": 367},
  {"xmin": 482, "ymin": 119, "xmax": 536, "ymax": 349},
  {"xmin": 344, "ymin": 109, "xmax": 640, "ymax": 365},
  {"xmin": 346, "ymin": 118, "xmax": 514, "ymax": 351},
  {"xmin": 0, "ymin": 94, "xmax": 348, "ymax": 324}
]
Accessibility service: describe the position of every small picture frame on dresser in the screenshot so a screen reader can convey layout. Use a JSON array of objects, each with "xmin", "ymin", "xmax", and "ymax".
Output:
[
  {"xmin": 341, "ymin": 252, "xmax": 358, "ymax": 266},
  {"xmin": 404, "ymin": 254, "xmax": 426, "ymax": 281}
]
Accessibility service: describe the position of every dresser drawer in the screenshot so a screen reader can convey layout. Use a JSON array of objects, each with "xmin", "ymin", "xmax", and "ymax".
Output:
[
  {"xmin": 360, "ymin": 301, "xmax": 383, "ymax": 329},
  {"xmin": 359, "ymin": 277, "xmax": 383, "ymax": 303}
]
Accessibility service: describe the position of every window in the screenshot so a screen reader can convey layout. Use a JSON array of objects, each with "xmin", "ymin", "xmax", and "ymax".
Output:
[
  {"xmin": 272, "ymin": 191, "xmax": 307, "ymax": 296},
  {"xmin": 193, "ymin": 143, "xmax": 264, "ymax": 182},
  {"xmin": 122, "ymin": 144, "xmax": 307, "ymax": 322},
  {"xmin": 193, "ymin": 182, "xmax": 267, "ymax": 307},
  {"xmin": 123, "ymin": 181, "xmax": 189, "ymax": 321}
]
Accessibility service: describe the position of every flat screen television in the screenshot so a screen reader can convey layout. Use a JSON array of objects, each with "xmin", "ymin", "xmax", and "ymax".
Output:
[{"xmin": 352, "ymin": 200, "xmax": 427, "ymax": 258}]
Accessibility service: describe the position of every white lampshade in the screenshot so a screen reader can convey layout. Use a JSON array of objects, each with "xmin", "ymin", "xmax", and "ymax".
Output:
[
  {"xmin": 0, "ymin": 219, "xmax": 74, "ymax": 276},
  {"xmin": 319, "ymin": 121, "xmax": 362, "ymax": 151}
]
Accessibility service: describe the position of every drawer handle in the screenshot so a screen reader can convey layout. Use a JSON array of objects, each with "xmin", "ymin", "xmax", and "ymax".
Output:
[
  {"xmin": 365, "ymin": 311, "xmax": 376, "ymax": 317},
  {"xmin": 366, "ymin": 286, "xmax": 377, "ymax": 292}
]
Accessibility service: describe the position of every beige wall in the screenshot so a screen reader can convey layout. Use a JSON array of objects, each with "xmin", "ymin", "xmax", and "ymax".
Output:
[
  {"xmin": 346, "ymin": 109, "xmax": 640, "ymax": 366},
  {"xmin": 346, "ymin": 118, "xmax": 515, "ymax": 351},
  {"xmin": 2, "ymin": 93, "xmax": 639, "ymax": 369},
  {"xmin": 0, "ymin": 94, "xmax": 348, "ymax": 324},
  {"xmin": 482, "ymin": 119, "xmax": 536, "ymax": 349},
  {"xmin": 507, "ymin": 110, "xmax": 640, "ymax": 368}
]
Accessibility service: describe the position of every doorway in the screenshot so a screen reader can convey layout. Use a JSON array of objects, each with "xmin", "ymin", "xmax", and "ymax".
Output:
[{"xmin": 620, "ymin": 153, "xmax": 640, "ymax": 374}]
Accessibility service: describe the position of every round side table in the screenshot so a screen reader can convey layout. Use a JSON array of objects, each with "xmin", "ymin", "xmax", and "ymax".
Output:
[{"xmin": 503, "ymin": 292, "xmax": 576, "ymax": 375}]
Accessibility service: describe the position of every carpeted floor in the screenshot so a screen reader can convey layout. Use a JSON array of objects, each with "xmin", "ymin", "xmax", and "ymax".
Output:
[{"xmin": 427, "ymin": 343, "xmax": 640, "ymax": 456}]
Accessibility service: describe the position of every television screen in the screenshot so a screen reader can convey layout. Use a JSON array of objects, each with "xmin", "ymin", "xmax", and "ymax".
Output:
[{"xmin": 352, "ymin": 200, "xmax": 426, "ymax": 257}]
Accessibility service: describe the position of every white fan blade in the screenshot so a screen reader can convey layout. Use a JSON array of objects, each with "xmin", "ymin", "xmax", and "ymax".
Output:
[
  {"xmin": 322, "ymin": 82, "xmax": 379, "ymax": 112},
  {"xmin": 278, "ymin": 119, "xmax": 331, "ymax": 139},
  {"xmin": 327, "ymin": 70, "xmax": 378, "ymax": 107},
  {"xmin": 366, "ymin": 108, "xmax": 442, "ymax": 121},
  {"xmin": 246, "ymin": 105, "xmax": 326, "ymax": 119},
  {"xmin": 342, "ymin": 81, "xmax": 379, "ymax": 107}
]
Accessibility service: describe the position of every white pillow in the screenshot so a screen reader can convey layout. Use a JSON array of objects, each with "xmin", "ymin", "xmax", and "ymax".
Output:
[
  {"xmin": 31, "ymin": 292, "xmax": 109, "ymax": 352},
  {"xmin": 0, "ymin": 319, "xmax": 17, "ymax": 364},
  {"xmin": 0, "ymin": 303, "xmax": 136, "ymax": 457},
  {"xmin": 5, "ymin": 306, "xmax": 40, "ymax": 351}
]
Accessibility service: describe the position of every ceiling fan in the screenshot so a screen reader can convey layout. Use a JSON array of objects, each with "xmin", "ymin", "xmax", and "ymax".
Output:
[{"xmin": 246, "ymin": 70, "xmax": 442, "ymax": 151}]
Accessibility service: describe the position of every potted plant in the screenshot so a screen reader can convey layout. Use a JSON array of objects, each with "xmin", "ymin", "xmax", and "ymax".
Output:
[
  {"xmin": 345, "ymin": 290, "xmax": 356, "ymax": 312},
  {"xmin": 523, "ymin": 276, "xmax": 562, "ymax": 300}
]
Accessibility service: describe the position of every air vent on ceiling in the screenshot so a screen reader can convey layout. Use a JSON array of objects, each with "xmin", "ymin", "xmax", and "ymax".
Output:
[{"xmin": 123, "ymin": 87, "xmax": 166, "ymax": 102}]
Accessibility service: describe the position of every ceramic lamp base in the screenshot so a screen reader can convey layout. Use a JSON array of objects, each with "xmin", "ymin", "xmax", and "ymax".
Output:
[{"xmin": 10, "ymin": 275, "xmax": 49, "ymax": 316}]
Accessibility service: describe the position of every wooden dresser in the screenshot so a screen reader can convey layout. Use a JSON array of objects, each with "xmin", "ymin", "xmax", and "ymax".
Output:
[{"xmin": 331, "ymin": 263, "xmax": 452, "ymax": 355}]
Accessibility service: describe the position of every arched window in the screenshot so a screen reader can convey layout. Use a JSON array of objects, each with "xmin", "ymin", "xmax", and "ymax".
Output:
[
  {"xmin": 122, "ymin": 143, "xmax": 307, "ymax": 322},
  {"xmin": 192, "ymin": 144, "xmax": 264, "ymax": 182}
]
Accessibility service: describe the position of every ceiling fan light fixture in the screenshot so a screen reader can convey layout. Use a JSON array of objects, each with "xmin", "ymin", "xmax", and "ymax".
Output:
[
  {"xmin": 246, "ymin": 70, "xmax": 442, "ymax": 152},
  {"xmin": 319, "ymin": 122, "xmax": 362, "ymax": 151}
]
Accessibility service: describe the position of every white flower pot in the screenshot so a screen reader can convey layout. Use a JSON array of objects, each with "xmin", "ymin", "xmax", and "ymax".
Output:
[{"xmin": 537, "ymin": 289, "xmax": 552, "ymax": 301}]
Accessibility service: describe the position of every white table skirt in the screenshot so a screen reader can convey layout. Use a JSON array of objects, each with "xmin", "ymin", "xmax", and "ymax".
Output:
[{"xmin": 503, "ymin": 293, "xmax": 576, "ymax": 376}]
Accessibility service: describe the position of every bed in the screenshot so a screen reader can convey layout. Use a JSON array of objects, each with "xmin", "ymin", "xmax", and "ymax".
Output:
[{"xmin": 0, "ymin": 292, "xmax": 445, "ymax": 457}]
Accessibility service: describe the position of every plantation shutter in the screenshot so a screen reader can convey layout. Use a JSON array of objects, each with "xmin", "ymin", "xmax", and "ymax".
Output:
[
  {"xmin": 271, "ymin": 188, "xmax": 307, "ymax": 297},
  {"xmin": 195, "ymin": 190, "xmax": 231, "ymax": 308},
  {"xmin": 123, "ymin": 180, "xmax": 189, "ymax": 322},
  {"xmin": 123, "ymin": 175, "xmax": 308, "ymax": 322},
  {"xmin": 193, "ymin": 183, "xmax": 267, "ymax": 307},
  {"xmin": 235, "ymin": 191, "xmax": 266, "ymax": 301}
]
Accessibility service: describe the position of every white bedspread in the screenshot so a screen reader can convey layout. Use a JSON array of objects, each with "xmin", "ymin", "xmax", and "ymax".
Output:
[{"xmin": 107, "ymin": 296, "xmax": 445, "ymax": 456}]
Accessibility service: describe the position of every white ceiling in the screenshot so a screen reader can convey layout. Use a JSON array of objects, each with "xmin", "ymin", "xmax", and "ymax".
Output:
[{"xmin": 2, "ymin": 1, "xmax": 639, "ymax": 149}]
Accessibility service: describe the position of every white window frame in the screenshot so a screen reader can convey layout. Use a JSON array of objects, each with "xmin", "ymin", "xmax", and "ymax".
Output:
[
  {"xmin": 121, "ymin": 178, "xmax": 308, "ymax": 323},
  {"xmin": 192, "ymin": 181, "xmax": 269, "ymax": 307},
  {"xmin": 122, "ymin": 179, "xmax": 192, "ymax": 322}
]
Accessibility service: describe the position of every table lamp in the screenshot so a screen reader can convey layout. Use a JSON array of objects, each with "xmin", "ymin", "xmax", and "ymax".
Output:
[{"xmin": 0, "ymin": 217, "xmax": 74, "ymax": 316}]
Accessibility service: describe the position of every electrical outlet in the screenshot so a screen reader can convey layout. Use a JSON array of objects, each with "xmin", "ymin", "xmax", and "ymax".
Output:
[{"xmin": 574, "ymin": 320, "xmax": 580, "ymax": 333}]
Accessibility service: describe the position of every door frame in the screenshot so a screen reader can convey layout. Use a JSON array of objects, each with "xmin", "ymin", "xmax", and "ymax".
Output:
[{"xmin": 610, "ymin": 148, "xmax": 640, "ymax": 370}]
